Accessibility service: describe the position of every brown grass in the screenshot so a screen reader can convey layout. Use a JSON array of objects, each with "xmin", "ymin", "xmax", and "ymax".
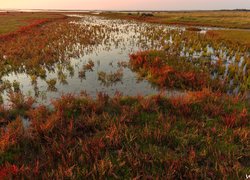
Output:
[
  {"xmin": 101, "ymin": 11, "xmax": 250, "ymax": 29},
  {"xmin": 0, "ymin": 12, "xmax": 65, "ymax": 35}
]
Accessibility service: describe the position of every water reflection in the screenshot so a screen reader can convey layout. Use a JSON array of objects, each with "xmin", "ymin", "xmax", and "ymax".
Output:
[{"xmin": 0, "ymin": 15, "xmax": 249, "ymax": 105}]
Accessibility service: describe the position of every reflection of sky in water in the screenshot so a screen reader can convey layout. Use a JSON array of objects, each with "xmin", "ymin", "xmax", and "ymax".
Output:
[
  {"xmin": 1, "ymin": 15, "xmax": 249, "ymax": 105},
  {"xmin": 1, "ymin": 16, "xmax": 182, "ymax": 105}
]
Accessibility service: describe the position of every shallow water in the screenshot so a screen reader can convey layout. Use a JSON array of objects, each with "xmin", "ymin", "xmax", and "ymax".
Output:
[
  {"xmin": 1, "ymin": 16, "xmax": 183, "ymax": 105},
  {"xmin": 0, "ymin": 15, "xmax": 249, "ymax": 106}
]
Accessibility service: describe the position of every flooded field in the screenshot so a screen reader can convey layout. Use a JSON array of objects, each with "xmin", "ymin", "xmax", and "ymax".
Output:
[
  {"xmin": 0, "ymin": 12, "xmax": 249, "ymax": 179},
  {"xmin": 0, "ymin": 15, "xmax": 249, "ymax": 105},
  {"xmin": 0, "ymin": 15, "xmax": 175, "ymax": 105}
]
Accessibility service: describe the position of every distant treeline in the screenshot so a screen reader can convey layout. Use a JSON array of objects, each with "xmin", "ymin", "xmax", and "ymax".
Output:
[
  {"xmin": 116, "ymin": 9, "xmax": 250, "ymax": 13},
  {"xmin": 221, "ymin": 9, "xmax": 250, "ymax": 12}
]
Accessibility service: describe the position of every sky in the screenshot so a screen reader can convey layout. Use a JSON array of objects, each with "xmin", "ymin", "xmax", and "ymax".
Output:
[{"xmin": 1, "ymin": 0, "xmax": 250, "ymax": 10}]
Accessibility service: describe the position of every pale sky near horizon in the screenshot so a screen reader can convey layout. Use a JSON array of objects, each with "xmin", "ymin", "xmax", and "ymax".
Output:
[{"xmin": 1, "ymin": 0, "xmax": 250, "ymax": 10}]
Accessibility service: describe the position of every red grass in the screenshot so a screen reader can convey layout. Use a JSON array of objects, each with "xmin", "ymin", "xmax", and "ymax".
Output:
[
  {"xmin": 0, "ymin": 164, "xmax": 19, "ymax": 179},
  {"xmin": 130, "ymin": 50, "xmax": 209, "ymax": 90}
]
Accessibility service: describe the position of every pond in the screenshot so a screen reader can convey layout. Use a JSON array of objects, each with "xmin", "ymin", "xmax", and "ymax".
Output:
[{"xmin": 0, "ymin": 15, "xmax": 249, "ymax": 106}]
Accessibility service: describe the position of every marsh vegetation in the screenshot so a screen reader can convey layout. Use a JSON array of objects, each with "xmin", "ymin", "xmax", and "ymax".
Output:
[{"xmin": 0, "ymin": 12, "xmax": 249, "ymax": 179}]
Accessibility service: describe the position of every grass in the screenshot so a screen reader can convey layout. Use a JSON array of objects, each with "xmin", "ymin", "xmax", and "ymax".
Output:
[
  {"xmin": 0, "ymin": 16, "xmax": 105, "ymax": 76},
  {"xmin": 154, "ymin": 11, "xmax": 250, "ymax": 29},
  {"xmin": 0, "ymin": 12, "xmax": 65, "ymax": 35},
  {"xmin": 100, "ymin": 11, "xmax": 250, "ymax": 47},
  {"xmin": 129, "ymin": 49, "xmax": 249, "ymax": 94},
  {"xmin": 0, "ymin": 90, "xmax": 249, "ymax": 179},
  {"xmin": 101, "ymin": 11, "xmax": 250, "ymax": 29},
  {"xmin": 206, "ymin": 30, "xmax": 250, "ymax": 47},
  {"xmin": 0, "ymin": 12, "xmax": 249, "ymax": 179},
  {"xmin": 129, "ymin": 50, "xmax": 211, "ymax": 90}
]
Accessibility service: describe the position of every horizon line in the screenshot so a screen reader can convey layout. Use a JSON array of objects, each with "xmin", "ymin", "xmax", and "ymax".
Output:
[{"xmin": 0, "ymin": 8, "xmax": 250, "ymax": 12}]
